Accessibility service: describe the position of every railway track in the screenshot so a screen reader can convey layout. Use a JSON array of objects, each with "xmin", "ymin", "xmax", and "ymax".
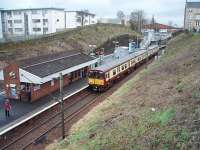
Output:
[
  {"xmin": 0, "ymin": 56, "xmax": 157, "ymax": 150},
  {"xmin": 0, "ymin": 90, "xmax": 92, "ymax": 150}
]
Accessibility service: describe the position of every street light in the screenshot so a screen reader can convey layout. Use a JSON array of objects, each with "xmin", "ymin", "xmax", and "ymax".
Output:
[
  {"xmin": 112, "ymin": 41, "xmax": 119, "ymax": 49},
  {"xmin": 88, "ymin": 44, "xmax": 96, "ymax": 55}
]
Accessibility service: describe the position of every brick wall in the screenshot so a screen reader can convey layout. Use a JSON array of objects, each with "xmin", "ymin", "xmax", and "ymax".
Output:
[
  {"xmin": 3, "ymin": 64, "xmax": 20, "ymax": 100},
  {"xmin": 31, "ymin": 74, "xmax": 70, "ymax": 102}
]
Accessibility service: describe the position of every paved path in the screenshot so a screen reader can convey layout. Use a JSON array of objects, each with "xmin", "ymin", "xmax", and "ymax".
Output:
[{"xmin": 0, "ymin": 78, "xmax": 88, "ymax": 132}]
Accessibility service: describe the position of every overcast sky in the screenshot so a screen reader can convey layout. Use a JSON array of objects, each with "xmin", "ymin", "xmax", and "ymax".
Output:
[{"xmin": 0, "ymin": 0, "xmax": 191, "ymax": 27}]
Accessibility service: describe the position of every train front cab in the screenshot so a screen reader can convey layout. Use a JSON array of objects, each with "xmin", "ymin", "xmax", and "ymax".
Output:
[{"xmin": 88, "ymin": 70, "xmax": 106, "ymax": 91}]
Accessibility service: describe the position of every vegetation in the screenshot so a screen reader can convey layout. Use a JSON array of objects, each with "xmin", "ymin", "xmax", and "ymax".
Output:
[
  {"xmin": 47, "ymin": 33, "xmax": 200, "ymax": 150},
  {"xmin": 0, "ymin": 24, "xmax": 137, "ymax": 62}
]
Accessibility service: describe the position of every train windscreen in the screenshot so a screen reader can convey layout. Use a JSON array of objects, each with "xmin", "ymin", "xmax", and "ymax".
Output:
[{"xmin": 88, "ymin": 71, "xmax": 104, "ymax": 79}]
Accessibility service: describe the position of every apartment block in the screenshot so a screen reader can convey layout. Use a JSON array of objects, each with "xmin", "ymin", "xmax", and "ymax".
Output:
[
  {"xmin": 0, "ymin": 8, "xmax": 97, "ymax": 39},
  {"xmin": 184, "ymin": 1, "xmax": 200, "ymax": 32},
  {"xmin": 65, "ymin": 11, "xmax": 97, "ymax": 28},
  {"xmin": 1, "ymin": 8, "xmax": 66, "ymax": 38}
]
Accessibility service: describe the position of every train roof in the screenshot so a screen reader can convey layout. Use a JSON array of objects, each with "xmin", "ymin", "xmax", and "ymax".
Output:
[{"xmin": 93, "ymin": 45, "xmax": 158, "ymax": 72}]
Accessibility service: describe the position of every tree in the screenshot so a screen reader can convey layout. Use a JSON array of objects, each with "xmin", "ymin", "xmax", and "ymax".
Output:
[
  {"xmin": 76, "ymin": 9, "xmax": 89, "ymax": 27},
  {"xmin": 129, "ymin": 10, "xmax": 146, "ymax": 32},
  {"xmin": 117, "ymin": 10, "xmax": 125, "ymax": 25}
]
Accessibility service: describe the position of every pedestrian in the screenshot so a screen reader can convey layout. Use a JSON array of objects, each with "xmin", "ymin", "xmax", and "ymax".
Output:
[{"xmin": 4, "ymin": 99, "xmax": 12, "ymax": 117}]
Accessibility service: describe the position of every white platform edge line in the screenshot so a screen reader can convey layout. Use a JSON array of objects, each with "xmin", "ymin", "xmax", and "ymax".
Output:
[{"xmin": 0, "ymin": 85, "xmax": 89, "ymax": 136}]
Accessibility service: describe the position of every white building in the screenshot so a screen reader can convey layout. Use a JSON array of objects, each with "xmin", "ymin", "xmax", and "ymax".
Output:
[
  {"xmin": 0, "ymin": 10, "xmax": 3, "ymax": 38},
  {"xmin": 0, "ymin": 8, "xmax": 97, "ymax": 39},
  {"xmin": 1, "ymin": 8, "xmax": 65, "ymax": 37},
  {"xmin": 65, "ymin": 11, "xmax": 97, "ymax": 28},
  {"xmin": 184, "ymin": 1, "xmax": 200, "ymax": 32}
]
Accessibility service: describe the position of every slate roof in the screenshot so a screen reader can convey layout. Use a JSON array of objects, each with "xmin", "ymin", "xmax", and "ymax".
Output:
[
  {"xmin": 187, "ymin": 2, "xmax": 200, "ymax": 8},
  {"xmin": 17, "ymin": 51, "xmax": 95, "ymax": 78},
  {"xmin": 143, "ymin": 23, "xmax": 178, "ymax": 30}
]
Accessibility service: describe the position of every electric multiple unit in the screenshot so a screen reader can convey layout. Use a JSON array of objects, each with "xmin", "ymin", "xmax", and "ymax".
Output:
[{"xmin": 88, "ymin": 45, "xmax": 159, "ymax": 91}]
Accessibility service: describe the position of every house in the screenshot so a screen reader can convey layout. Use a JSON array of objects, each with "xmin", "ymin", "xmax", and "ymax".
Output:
[
  {"xmin": 65, "ymin": 11, "xmax": 97, "ymax": 28},
  {"xmin": 184, "ymin": 1, "xmax": 200, "ymax": 32},
  {"xmin": 0, "ymin": 51, "xmax": 98, "ymax": 102},
  {"xmin": 142, "ymin": 23, "xmax": 179, "ymax": 33}
]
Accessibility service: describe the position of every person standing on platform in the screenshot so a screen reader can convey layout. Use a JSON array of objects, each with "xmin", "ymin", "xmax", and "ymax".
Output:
[{"xmin": 4, "ymin": 99, "xmax": 12, "ymax": 117}]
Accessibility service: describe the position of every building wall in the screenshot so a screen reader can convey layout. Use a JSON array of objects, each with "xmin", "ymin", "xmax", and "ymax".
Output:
[
  {"xmin": 0, "ymin": 11, "xmax": 3, "ymax": 39},
  {"xmin": 185, "ymin": 7, "xmax": 200, "ymax": 31},
  {"xmin": 31, "ymin": 74, "xmax": 70, "ymax": 102},
  {"xmin": 1, "ymin": 9, "xmax": 97, "ymax": 38},
  {"xmin": 1, "ymin": 9, "xmax": 65, "ymax": 37},
  {"xmin": 3, "ymin": 64, "xmax": 21, "ymax": 100}
]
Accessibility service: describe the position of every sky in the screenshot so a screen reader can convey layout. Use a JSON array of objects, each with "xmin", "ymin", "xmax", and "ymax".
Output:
[{"xmin": 0, "ymin": 0, "xmax": 193, "ymax": 27}]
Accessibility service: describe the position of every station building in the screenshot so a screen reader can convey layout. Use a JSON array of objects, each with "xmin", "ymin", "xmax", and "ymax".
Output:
[{"xmin": 0, "ymin": 51, "xmax": 97, "ymax": 102}]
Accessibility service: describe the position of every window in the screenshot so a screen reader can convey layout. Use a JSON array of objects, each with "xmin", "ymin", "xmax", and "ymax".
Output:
[
  {"xmin": 121, "ymin": 65, "xmax": 124, "ymax": 71},
  {"xmin": 7, "ymin": 11, "xmax": 12, "ymax": 17},
  {"xmin": 32, "ymin": 10, "xmax": 38, "ymax": 14},
  {"xmin": 43, "ymin": 27, "xmax": 48, "ymax": 34},
  {"xmin": 43, "ymin": 19, "xmax": 48, "ymax": 25},
  {"xmin": 117, "ymin": 66, "xmax": 120, "ymax": 73},
  {"xmin": 13, "ymin": 11, "xmax": 21, "ymax": 15},
  {"xmin": 14, "ymin": 28, "xmax": 23, "ymax": 32},
  {"xmin": 8, "ymin": 20, "xmax": 13, "ymax": 26},
  {"xmin": 33, "ymin": 84, "xmax": 40, "ymax": 91},
  {"xmin": 42, "ymin": 10, "xmax": 47, "ymax": 16},
  {"xmin": 8, "ymin": 28, "xmax": 13, "ymax": 33},
  {"xmin": 33, "ymin": 28, "xmax": 41, "ymax": 32},
  {"xmin": 32, "ymin": 19, "xmax": 41, "ymax": 23},
  {"xmin": 8, "ymin": 20, "xmax": 12, "ymax": 23},
  {"xmin": 113, "ymin": 69, "xmax": 116, "ymax": 76},
  {"xmin": 14, "ymin": 20, "xmax": 22, "ymax": 24},
  {"xmin": 51, "ymin": 80, "xmax": 54, "ymax": 86},
  {"xmin": 88, "ymin": 71, "xmax": 104, "ymax": 79},
  {"xmin": 105, "ymin": 73, "xmax": 110, "ymax": 78},
  {"xmin": 125, "ymin": 64, "xmax": 127, "ymax": 69}
]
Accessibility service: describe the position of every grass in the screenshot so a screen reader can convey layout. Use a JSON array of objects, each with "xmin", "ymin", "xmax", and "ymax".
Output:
[
  {"xmin": 0, "ymin": 24, "xmax": 138, "ymax": 61},
  {"xmin": 47, "ymin": 33, "xmax": 200, "ymax": 150}
]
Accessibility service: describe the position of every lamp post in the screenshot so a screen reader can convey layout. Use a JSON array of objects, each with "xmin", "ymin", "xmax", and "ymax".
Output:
[
  {"xmin": 59, "ymin": 73, "xmax": 65, "ymax": 139},
  {"xmin": 88, "ymin": 44, "xmax": 96, "ymax": 55},
  {"xmin": 112, "ymin": 41, "xmax": 119, "ymax": 49}
]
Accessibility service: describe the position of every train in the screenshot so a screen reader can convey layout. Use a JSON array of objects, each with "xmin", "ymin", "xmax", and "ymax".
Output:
[{"xmin": 88, "ymin": 45, "xmax": 160, "ymax": 91}]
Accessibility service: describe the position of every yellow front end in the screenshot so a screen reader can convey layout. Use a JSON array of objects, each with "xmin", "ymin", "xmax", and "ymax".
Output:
[{"xmin": 88, "ymin": 78, "xmax": 104, "ymax": 86}]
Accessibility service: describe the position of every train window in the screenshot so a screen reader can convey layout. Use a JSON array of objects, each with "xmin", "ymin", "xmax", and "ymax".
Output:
[
  {"xmin": 88, "ymin": 71, "xmax": 104, "ymax": 79},
  {"xmin": 105, "ymin": 72, "xmax": 110, "ymax": 78},
  {"xmin": 121, "ymin": 65, "xmax": 124, "ymax": 71},
  {"xmin": 117, "ymin": 66, "xmax": 120, "ymax": 72},
  {"xmin": 125, "ymin": 64, "xmax": 127, "ymax": 69},
  {"xmin": 113, "ymin": 69, "xmax": 116, "ymax": 76}
]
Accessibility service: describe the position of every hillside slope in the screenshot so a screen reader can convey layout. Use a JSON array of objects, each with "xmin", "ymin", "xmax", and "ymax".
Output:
[
  {"xmin": 47, "ymin": 33, "xmax": 200, "ymax": 150},
  {"xmin": 0, "ymin": 24, "xmax": 137, "ymax": 62}
]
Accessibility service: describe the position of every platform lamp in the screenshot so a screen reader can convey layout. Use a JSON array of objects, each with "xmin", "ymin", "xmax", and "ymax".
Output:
[
  {"xmin": 88, "ymin": 44, "xmax": 96, "ymax": 56},
  {"xmin": 112, "ymin": 41, "xmax": 119, "ymax": 49},
  {"xmin": 59, "ymin": 73, "xmax": 65, "ymax": 139}
]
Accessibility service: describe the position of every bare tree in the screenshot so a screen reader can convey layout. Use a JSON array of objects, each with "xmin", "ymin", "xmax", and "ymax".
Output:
[
  {"xmin": 117, "ymin": 10, "xmax": 125, "ymax": 25},
  {"xmin": 129, "ymin": 10, "xmax": 146, "ymax": 32}
]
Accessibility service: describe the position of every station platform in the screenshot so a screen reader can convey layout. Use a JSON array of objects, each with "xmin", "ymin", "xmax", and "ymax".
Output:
[{"xmin": 0, "ymin": 78, "xmax": 88, "ymax": 135}]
